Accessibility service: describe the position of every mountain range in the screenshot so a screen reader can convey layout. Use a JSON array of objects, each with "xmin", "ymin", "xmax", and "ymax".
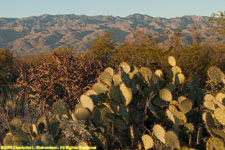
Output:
[{"xmin": 0, "ymin": 14, "xmax": 222, "ymax": 56}]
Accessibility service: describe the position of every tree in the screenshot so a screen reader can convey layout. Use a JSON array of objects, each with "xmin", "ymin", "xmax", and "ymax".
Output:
[
  {"xmin": 0, "ymin": 49, "xmax": 14, "ymax": 84},
  {"xmin": 209, "ymin": 11, "xmax": 225, "ymax": 36},
  {"xmin": 89, "ymin": 30, "xmax": 116, "ymax": 65}
]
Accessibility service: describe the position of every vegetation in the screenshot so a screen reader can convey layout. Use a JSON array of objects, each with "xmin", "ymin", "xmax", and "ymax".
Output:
[{"xmin": 0, "ymin": 11, "xmax": 225, "ymax": 149}]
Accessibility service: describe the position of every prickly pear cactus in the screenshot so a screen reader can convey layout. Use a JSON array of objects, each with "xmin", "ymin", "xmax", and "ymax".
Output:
[
  {"xmin": 202, "ymin": 66, "xmax": 225, "ymax": 149},
  {"xmin": 73, "ymin": 56, "xmax": 206, "ymax": 149}
]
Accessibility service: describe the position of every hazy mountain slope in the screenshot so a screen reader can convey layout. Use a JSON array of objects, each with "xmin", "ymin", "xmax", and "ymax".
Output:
[{"xmin": 0, "ymin": 14, "xmax": 219, "ymax": 56}]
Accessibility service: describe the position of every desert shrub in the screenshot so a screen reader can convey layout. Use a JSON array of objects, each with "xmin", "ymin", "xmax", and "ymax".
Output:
[
  {"xmin": 15, "ymin": 48, "xmax": 104, "ymax": 119},
  {"xmin": 1, "ymin": 56, "xmax": 225, "ymax": 149}
]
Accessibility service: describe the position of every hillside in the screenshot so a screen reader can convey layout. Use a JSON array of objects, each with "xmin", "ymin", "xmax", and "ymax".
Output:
[{"xmin": 0, "ymin": 14, "xmax": 221, "ymax": 56}]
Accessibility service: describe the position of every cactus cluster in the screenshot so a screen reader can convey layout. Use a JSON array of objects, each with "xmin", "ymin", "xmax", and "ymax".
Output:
[
  {"xmin": 202, "ymin": 66, "xmax": 225, "ymax": 150},
  {"xmin": 69, "ymin": 56, "xmax": 209, "ymax": 149},
  {"xmin": 2, "ymin": 100, "xmax": 92, "ymax": 147},
  {"xmin": 2, "ymin": 55, "xmax": 225, "ymax": 149}
]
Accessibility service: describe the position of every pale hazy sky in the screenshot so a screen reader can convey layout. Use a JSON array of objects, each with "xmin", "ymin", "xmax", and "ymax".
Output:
[{"xmin": 0, "ymin": 0, "xmax": 224, "ymax": 18}]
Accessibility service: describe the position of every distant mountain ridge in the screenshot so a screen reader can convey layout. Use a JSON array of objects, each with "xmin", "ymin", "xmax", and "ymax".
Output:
[{"xmin": 0, "ymin": 14, "xmax": 219, "ymax": 56}]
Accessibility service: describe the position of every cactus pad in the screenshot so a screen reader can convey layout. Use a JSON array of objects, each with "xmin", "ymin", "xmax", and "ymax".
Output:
[
  {"xmin": 3, "ymin": 132, "xmax": 13, "ymax": 146},
  {"xmin": 99, "ymin": 70, "xmax": 113, "ymax": 86},
  {"xmin": 177, "ymin": 99, "xmax": 192, "ymax": 114},
  {"xmin": 80, "ymin": 94, "xmax": 94, "ymax": 111},
  {"xmin": 206, "ymin": 137, "xmax": 225, "ymax": 150},
  {"xmin": 10, "ymin": 118, "xmax": 23, "ymax": 131},
  {"xmin": 165, "ymin": 131, "xmax": 180, "ymax": 149},
  {"xmin": 155, "ymin": 69, "xmax": 163, "ymax": 78},
  {"xmin": 119, "ymin": 62, "xmax": 131, "ymax": 73},
  {"xmin": 153, "ymin": 124, "xmax": 166, "ymax": 144},
  {"xmin": 93, "ymin": 82, "xmax": 108, "ymax": 94},
  {"xmin": 141, "ymin": 134, "xmax": 154, "ymax": 149},
  {"xmin": 207, "ymin": 66, "xmax": 224, "ymax": 82},
  {"xmin": 120, "ymin": 83, "xmax": 133, "ymax": 106},
  {"xmin": 74, "ymin": 107, "xmax": 91, "ymax": 120},
  {"xmin": 168, "ymin": 56, "xmax": 176, "ymax": 67},
  {"xmin": 214, "ymin": 108, "xmax": 225, "ymax": 125},
  {"xmin": 159, "ymin": 88, "xmax": 172, "ymax": 102}
]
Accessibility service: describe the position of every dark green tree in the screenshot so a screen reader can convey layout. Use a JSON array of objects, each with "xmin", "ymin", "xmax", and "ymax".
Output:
[
  {"xmin": 0, "ymin": 49, "xmax": 14, "ymax": 84},
  {"xmin": 209, "ymin": 11, "xmax": 225, "ymax": 36},
  {"xmin": 89, "ymin": 30, "xmax": 116, "ymax": 65}
]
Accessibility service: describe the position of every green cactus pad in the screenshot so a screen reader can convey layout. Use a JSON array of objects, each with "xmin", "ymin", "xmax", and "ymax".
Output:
[
  {"xmin": 139, "ymin": 67, "xmax": 152, "ymax": 84},
  {"xmin": 164, "ymin": 82, "xmax": 176, "ymax": 92},
  {"xmin": 121, "ymin": 72, "xmax": 130, "ymax": 87},
  {"xmin": 130, "ymin": 65, "xmax": 139, "ymax": 74},
  {"xmin": 52, "ymin": 101, "xmax": 69, "ymax": 115},
  {"xmin": 204, "ymin": 100, "xmax": 216, "ymax": 110},
  {"xmin": 3, "ymin": 132, "xmax": 13, "ymax": 146},
  {"xmin": 113, "ymin": 74, "xmax": 123, "ymax": 86},
  {"xmin": 170, "ymin": 100, "xmax": 178, "ymax": 106},
  {"xmin": 99, "ymin": 70, "xmax": 113, "ymax": 86},
  {"xmin": 153, "ymin": 96, "xmax": 166, "ymax": 108},
  {"xmin": 159, "ymin": 88, "xmax": 172, "ymax": 102},
  {"xmin": 120, "ymin": 83, "xmax": 133, "ymax": 106},
  {"xmin": 153, "ymin": 124, "xmax": 166, "ymax": 144},
  {"xmin": 13, "ymin": 130, "xmax": 30, "ymax": 146},
  {"xmin": 41, "ymin": 133, "xmax": 54, "ymax": 146},
  {"xmin": 21, "ymin": 122, "xmax": 31, "ymax": 133},
  {"xmin": 202, "ymin": 112, "xmax": 215, "ymax": 133},
  {"xmin": 175, "ymin": 73, "xmax": 185, "ymax": 84},
  {"xmin": 86, "ymin": 89, "xmax": 97, "ymax": 95},
  {"xmin": 119, "ymin": 104, "xmax": 128, "ymax": 121},
  {"xmin": 93, "ymin": 82, "xmax": 108, "ymax": 94},
  {"xmin": 165, "ymin": 131, "xmax": 180, "ymax": 149},
  {"xmin": 214, "ymin": 108, "xmax": 225, "ymax": 125},
  {"xmin": 204, "ymin": 94, "xmax": 215, "ymax": 101},
  {"xmin": 166, "ymin": 109, "xmax": 175, "ymax": 124},
  {"xmin": 80, "ymin": 94, "xmax": 94, "ymax": 112},
  {"xmin": 115, "ymin": 118, "xmax": 128, "ymax": 130},
  {"xmin": 206, "ymin": 137, "xmax": 225, "ymax": 150},
  {"xmin": 119, "ymin": 62, "xmax": 131, "ymax": 73},
  {"xmin": 177, "ymin": 99, "xmax": 192, "ymax": 114},
  {"xmin": 75, "ymin": 103, "xmax": 84, "ymax": 109},
  {"xmin": 10, "ymin": 117, "xmax": 23, "ymax": 131},
  {"xmin": 74, "ymin": 107, "xmax": 91, "ymax": 120},
  {"xmin": 104, "ymin": 67, "xmax": 114, "ymax": 76},
  {"xmin": 211, "ymin": 128, "xmax": 225, "ymax": 140},
  {"xmin": 109, "ymin": 100, "xmax": 119, "ymax": 113},
  {"xmin": 141, "ymin": 134, "xmax": 154, "ymax": 149},
  {"xmin": 168, "ymin": 56, "xmax": 176, "ymax": 67},
  {"xmin": 178, "ymin": 96, "xmax": 187, "ymax": 103},
  {"xmin": 110, "ymin": 86, "xmax": 122, "ymax": 103},
  {"xmin": 207, "ymin": 66, "xmax": 224, "ymax": 82},
  {"xmin": 168, "ymin": 105, "xmax": 187, "ymax": 125},
  {"xmin": 216, "ymin": 93, "xmax": 225, "ymax": 104},
  {"xmin": 128, "ymin": 109, "xmax": 141, "ymax": 124},
  {"xmin": 93, "ymin": 107, "xmax": 111, "ymax": 125}
]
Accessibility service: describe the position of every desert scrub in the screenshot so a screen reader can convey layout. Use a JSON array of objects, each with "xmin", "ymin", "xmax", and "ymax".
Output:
[
  {"xmin": 61, "ymin": 120, "xmax": 93, "ymax": 146},
  {"xmin": 15, "ymin": 48, "xmax": 104, "ymax": 119}
]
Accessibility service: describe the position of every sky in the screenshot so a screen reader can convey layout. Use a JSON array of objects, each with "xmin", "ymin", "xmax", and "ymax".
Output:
[{"xmin": 0, "ymin": 0, "xmax": 224, "ymax": 18}]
